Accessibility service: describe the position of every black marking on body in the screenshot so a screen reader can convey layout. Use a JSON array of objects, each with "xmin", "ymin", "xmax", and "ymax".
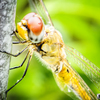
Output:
[
  {"xmin": 30, "ymin": 37, "xmax": 33, "ymax": 40},
  {"xmin": 36, "ymin": 42, "xmax": 47, "ymax": 56},
  {"xmin": 54, "ymin": 67, "xmax": 58, "ymax": 72},
  {"xmin": 37, "ymin": 43, "xmax": 43, "ymax": 52},
  {"xmin": 23, "ymin": 24, "xmax": 30, "ymax": 33},
  {"xmin": 35, "ymin": 38, "xmax": 38, "ymax": 41},
  {"xmin": 67, "ymin": 69, "xmax": 69, "ymax": 73}
]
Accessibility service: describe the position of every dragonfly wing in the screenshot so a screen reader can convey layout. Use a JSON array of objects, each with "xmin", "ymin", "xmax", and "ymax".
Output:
[
  {"xmin": 54, "ymin": 73, "xmax": 80, "ymax": 100},
  {"xmin": 53, "ymin": 59, "xmax": 97, "ymax": 100},
  {"xmin": 28, "ymin": 0, "xmax": 53, "ymax": 26},
  {"xmin": 65, "ymin": 45, "xmax": 100, "ymax": 90}
]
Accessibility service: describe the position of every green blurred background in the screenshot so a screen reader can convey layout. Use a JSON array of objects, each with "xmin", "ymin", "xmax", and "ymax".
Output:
[{"xmin": 7, "ymin": 0, "xmax": 100, "ymax": 100}]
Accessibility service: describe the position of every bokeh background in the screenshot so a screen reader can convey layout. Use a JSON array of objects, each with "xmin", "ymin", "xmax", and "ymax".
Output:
[{"xmin": 7, "ymin": 0, "xmax": 100, "ymax": 100}]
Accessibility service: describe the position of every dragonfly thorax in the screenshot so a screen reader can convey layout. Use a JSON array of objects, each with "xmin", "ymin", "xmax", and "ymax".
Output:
[{"xmin": 34, "ymin": 26, "xmax": 66, "ymax": 73}]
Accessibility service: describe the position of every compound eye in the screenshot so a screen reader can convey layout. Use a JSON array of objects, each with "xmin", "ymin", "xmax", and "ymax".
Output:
[
  {"xmin": 23, "ymin": 13, "xmax": 36, "ymax": 20},
  {"xmin": 22, "ymin": 13, "xmax": 44, "ymax": 43},
  {"xmin": 27, "ymin": 16, "xmax": 43, "ymax": 36}
]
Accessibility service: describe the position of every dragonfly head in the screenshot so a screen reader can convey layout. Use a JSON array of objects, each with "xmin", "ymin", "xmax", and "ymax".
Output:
[{"xmin": 17, "ymin": 12, "xmax": 45, "ymax": 43}]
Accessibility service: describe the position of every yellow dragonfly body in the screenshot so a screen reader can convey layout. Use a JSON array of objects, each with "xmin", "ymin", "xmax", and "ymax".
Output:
[
  {"xmin": 27, "ymin": 0, "xmax": 100, "ymax": 100},
  {"xmin": 0, "ymin": 0, "xmax": 99, "ymax": 100},
  {"xmin": 17, "ymin": 19, "xmax": 99, "ymax": 99},
  {"xmin": 29, "ymin": 25, "xmax": 98, "ymax": 100}
]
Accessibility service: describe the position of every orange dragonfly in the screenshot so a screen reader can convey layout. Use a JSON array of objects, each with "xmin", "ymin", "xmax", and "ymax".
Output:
[{"xmin": 0, "ymin": 0, "xmax": 99, "ymax": 100}]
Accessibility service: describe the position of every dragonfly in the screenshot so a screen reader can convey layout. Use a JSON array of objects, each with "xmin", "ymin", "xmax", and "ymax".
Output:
[{"xmin": 0, "ymin": 0, "xmax": 100, "ymax": 100}]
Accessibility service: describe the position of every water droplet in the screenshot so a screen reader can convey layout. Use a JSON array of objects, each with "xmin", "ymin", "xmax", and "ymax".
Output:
[{"xmin": 68, "ymin": 89, "xmax": 71, "ymax": 92}]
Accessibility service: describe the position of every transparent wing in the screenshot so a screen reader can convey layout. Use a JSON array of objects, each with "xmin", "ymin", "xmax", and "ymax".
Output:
[
  {"xmin": 53, "ymin": 59, "xmax": 98, "ymax": 100},
  {"xmin": 65, "ymin": 45, "xmax": 100, "ymax": 90},
  {"xmin": 28, "ymin": 0, "xmax": 53, "ymax": 26}
]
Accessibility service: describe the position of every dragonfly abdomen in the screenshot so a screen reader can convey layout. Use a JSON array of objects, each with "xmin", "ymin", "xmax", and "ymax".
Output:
[{"xmin": 58, "ymin": 60, "xmax": 91, "ymax": 100}]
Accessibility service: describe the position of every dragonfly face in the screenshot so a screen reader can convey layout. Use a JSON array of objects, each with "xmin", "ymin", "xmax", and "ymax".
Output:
[{"xmin": 17, "ymin": 12, "xmax": 45, "ymax": 43}]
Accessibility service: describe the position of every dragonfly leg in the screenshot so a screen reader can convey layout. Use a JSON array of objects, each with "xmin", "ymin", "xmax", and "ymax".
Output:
[
  {"xmin": 6, "ymin": 55, "xmax": 32, "ymax": 94},
  {"xmin": 12, "ymin": 41, "xmax": 27, "ymax": 44},
  {"xmin": 10, "ymin": 30, "xmax": 16, "ymax": 36},
  {"xmin": 11, "ymin": 30, "xmax": 21, "ymax": 42},
  {"xmin": 10, "ymin": 30, "xmax": 18, "ymax": 36},
  {"xmin": 0, "ymin": 45, "xmax": 28, "ymax": 57},
  {"xmin": 10, "ymin": 51, "xmax": 29, "ymax": 70},
  {"xmin": 11, "ymin": 30, "xmax": 27, "ymax": 44}
]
